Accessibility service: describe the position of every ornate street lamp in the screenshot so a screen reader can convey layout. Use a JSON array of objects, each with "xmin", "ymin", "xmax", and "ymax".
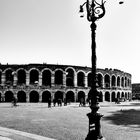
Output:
[{"xmin": 79, "ymin": 0, "xmax": 124, "ymax": 139}]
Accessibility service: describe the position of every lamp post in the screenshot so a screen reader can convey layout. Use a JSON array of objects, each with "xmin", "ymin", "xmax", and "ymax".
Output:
[{"xmin": 79, "ymin": 0, "xmax": 124, "ymax": 139}]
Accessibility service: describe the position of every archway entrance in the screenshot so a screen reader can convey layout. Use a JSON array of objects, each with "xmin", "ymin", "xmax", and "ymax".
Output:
[
  {"xmin": 66, "ymin": 91, "xmax": 75, "ymax": 102},
  {"xmin": 105, "ymin": 92, "xmax": 110, "ymax": 102},
  {"xmin": 77, "ymin": 91, "xmax": 85, "ymax": 102},
  {"xmin": 54, "ymin": 91, "xmax": 63, "ymax": 102},
  {"xmin": 42, "ymin": 91, "xmax": 51, "ymax": 102},
  {"xmin": 5, "ymin": 91, "xmax": 14, "ymax": 102},
  {"xmin": 30, "ymin": 91, "xmax": 39, "ymax": 102},
  {"xmin": 17, "ymin": 91, "xmax": 26, "ymax": 102},
  {"xmin": 111, "ymin": 92, "xmax": 116, "ymax": 102}
]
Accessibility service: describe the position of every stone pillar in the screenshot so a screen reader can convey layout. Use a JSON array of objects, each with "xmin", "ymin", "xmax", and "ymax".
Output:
[
  {"xmin": 63, "ymin": 72, "xmax": 66, "ymax": 87},
  {"xmin": 13, "ymin": 72, "xmax": 17, "ymax": 86},
  {"xmin": 85, "ymin": 75, "xmax": 88, "ymax": 88},
  {"xmin": 26, "ymin": 71, "xmax": 30, "ymax": 86},
  {"xmin": 102, "ymin": 76, "xmax": 105, "ymax": 88},
  {"xmin": 102, "ymin": 92, "xmax": 105, "ymax": 102},
  {"xmin": 74, "ymin": 74, "xmax": 77, "ymax": 87},
  {"xmin": 1, "ymin": 72, "xmax": 5, "ymax": 86},
  {"xmin": 39, "ymin": 72, "xmax": 42, "ymax": 86},
  {"xmin": 39, "ymin": 92, "xmax": 42, "ymax": 102},
  {"xmin": 26, "ymin": 92, "xmax": 30, "ymax": 102},
  {"xmin": 51, "ymin": 72, "xmax": 55, "ymax": 87}
]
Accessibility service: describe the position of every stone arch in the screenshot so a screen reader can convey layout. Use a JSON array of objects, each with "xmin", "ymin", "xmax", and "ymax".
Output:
[
  {"xmin": 77, "ymin": 91, "xmax": 85, "ymax": 102},
  {"xmin": 42, "ymin": 69, "xmax": 51, "ymax": 86},
  {"xmin": 105, "ymin": 92, "xmax": 110, "ymax": 102},
  {"xmin": 66, "ymin": 68, "xmax": 74, "ymax": 87},
  {"xmin": 5, "ymin": 69, "xmax": 14, "ymax": 85},
  {"xmin": 122, "ymin": 92, "xmax": 124, "ymax": 98},
  {"xmin": 97, "ymin": 73, "xmax": 103, "ymax": 88},
  {"xmin": 117, "ymin": 76, "xmax": 120, "ymax": 87},
  {"xmin": 111, "ymin": 75, "xmax": 116, "ymax": 87},
  {"xmin": 17, "ymin": 91, "xmax": 26, "ymax": 102},
  {"xmin": 29, "ymin": 69, "xmax": 39, "ymax": 84},
  {"xmin": 5, "ymin": 91, "xmax": 14, "ymax": 102},
  {"xmin": 66, "ymin": 91, "xmax": 75, "ymax": 102},
  {"xmin": 121, "ymin": 77, "xmax": 124, "ymax": 87},
  {"xmin": 87, "ymin": 72, "xmax": 92, "ymax": 87},
  {"xmin": 54, "ymin": 91, "xmax": 64, "ymax": 101},
  {"xmin": 104, "ymin": 74, "xmax": 110, "ymax": 88},
  {"xmin": 55, "ymin": 70, "xmax": 63, "ymax": 85},
  {"xmin": 17, "ymin": 69, "xmax": 26, "ymax": 85},
  {"xmin": 111, "ymin": 92, "xmax": 116, "ymax": 102},
  {"xmin": 125, "ymin": 92, "xmax": 127, "ymax": 99},
  {"xmin": 29, "ymin": 90, "xmax": 39, "ymax": 102},
  {"xmin": 77, "ymin": 71, "xmax": 85, "ymax": 87},
  {"xmin": 42, "ymin": 91, "xmax": 51, "ymax": 102},
  {"xmin": 117, "ymin": 92, "xmax": 120, "ymax": 99},
  {"xmin": 98, "ymin": 91, "xmax": 103, "ymax": 102}
]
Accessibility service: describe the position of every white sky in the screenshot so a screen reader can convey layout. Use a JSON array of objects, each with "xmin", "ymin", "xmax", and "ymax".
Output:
[{"xmin": 0, "ymin": 0, "xmax": 140, "ymax": 83}]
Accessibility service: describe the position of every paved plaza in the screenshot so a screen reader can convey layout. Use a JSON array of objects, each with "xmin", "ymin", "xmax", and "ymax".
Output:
[{"xmin": 0, "ymin": 101, "xmax": 140, "ymax": 140}]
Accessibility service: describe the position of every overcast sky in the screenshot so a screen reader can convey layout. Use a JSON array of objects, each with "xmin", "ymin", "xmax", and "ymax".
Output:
[{"xmin": 0, "ymin": 0, "xmax": 140, "ymax": 83}]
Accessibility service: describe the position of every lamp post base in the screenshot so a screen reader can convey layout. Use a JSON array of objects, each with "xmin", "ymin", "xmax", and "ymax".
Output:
[{"xmin": 85, "ymin": 103, "xmax": 104, "ymax": 140}]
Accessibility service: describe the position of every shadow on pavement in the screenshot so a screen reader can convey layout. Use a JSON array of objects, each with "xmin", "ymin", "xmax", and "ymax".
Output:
[{"xmin": 103, "ymin": 109, "xmax": 140, "ymax": 128}]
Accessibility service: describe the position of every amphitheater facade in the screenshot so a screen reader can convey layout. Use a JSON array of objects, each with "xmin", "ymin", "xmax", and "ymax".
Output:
[{"xmin": 0, "ymin": 63, "xmax": 132, "ymax": 103}]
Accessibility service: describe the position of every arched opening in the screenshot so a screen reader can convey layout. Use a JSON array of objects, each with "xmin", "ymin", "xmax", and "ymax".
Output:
[
  {"xmin": 42, "ymin": 70, "xmax": 51, "ymax": 87},
  {"xmin": 17, "ymin": 91, "xmax": 26, "ymax": 102},
  {"xmin": 125, "ymin": 92, "xmax": 128, "ymax": 99},
  {"xmin": 117, "ymin": 92, "xmax": 120, "ymax": 99},
  {"xmin": 122, "ymin": 92, "xmax": 124, "ymax": 98},
  {"xmin": 105, "ymin": 92, "xmax": 110, "ymax": 102},
  {"xmin": 30, "ymin": 69, "xmax": 39, "ymax": 85},
  {"xmin": 121, "ymin": 77, "xmax": 124, "ymax": 87},
  {"xmin": 97, "ymin": 73, "xmax": 103, "ymax": 88},
  {"xmin": 5, "ymin": 91, "xmax": 14, "ymax": 102},
  {"xmin": 55, "ymin": 70, "xmax": 63, "ymax": 85},
  {"xmin": 29, "ymin": 91, "xmax": 39, "ymax": 102},
  {"xmin": 77, "ymin": 91, "xmax": 85, "ymax": 102},
  {"xmin": 17, "ymin": 69, "xmax": 26, "ymax": 85},
  {"xmin": 54, "ymin": 91, "xmax": 63, "ymax": 102},
  {"xmin": 111, "ymin": 75, "xmax": 116, "ymax": 87},
  {"xmin": 104, "ymin": 74, "xmax": 110, "ymax": 88},
  {"xmin": 42, "ymin": 91, "xmax": 51, "ymax": 102},
  {"xmin": 117, "ymin": 76, "xmax": 120, "ymax": 87},
  {"xmin": 66, "ymin": 69, "xmax": 74, "ymax": 87},
  {"xmin": 77, "ymin": 72, "xmax": 85, "ymax": 87},
  {"xmin": 98, "ymin": 91, "xmax": 103, "ymax": 102},
  {"xmin": 5, "ymin": 69, "xmax": 14, "ymax": 85},
  {"xmin": 125, "ymin": 77, "xmax": 127, "ymax": 87},
  {"xmin": 111, "ymin": 92, "xmax": 116, "ymax": 102},
  {"xmin": 66, "ymin": 91, "xmax": 75, "ymax": 102},
  {"xmin": 87, "ymin": 73, "xmax": 92, "ymax": 87}
]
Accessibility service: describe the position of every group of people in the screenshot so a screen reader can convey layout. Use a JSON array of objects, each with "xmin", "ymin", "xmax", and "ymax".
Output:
[{"xmin": 47, "ymin": 98, "xmax": 71, "ymax": 108}]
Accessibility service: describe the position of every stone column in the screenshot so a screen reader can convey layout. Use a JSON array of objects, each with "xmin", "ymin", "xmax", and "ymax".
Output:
[
  {"xmin": 63, "ymin": 72, "xmax": 66, "ymax": 87},
  {"xmin": 85, "ymin": 75, "xmax": 88, "ymax": 88},
  {"xmin": 39, "ymin": 92, "xmax": 42, "ymax": 102},
  {"xmin": 1, "ymin": 72, "xmax": 5, "ymax": 86},
  {"xmin": 26, "ymin": 71, "xmax": 29, "ymax": 86},
  {"xmin": 51, "ymin": 72, "xmax": 55, "ymax": 87},
  {"xmin": 74, "ymin": 74, "xmax": 77, "ymax": 87},
  {"xmin": 102, "ymin": 76, "xmax": 105, "ymax": 88},
  {"xmin": 13, "ymin": 72, "xmax": 17, "ymax": 86},
  {"xmin": 39, "ymin": 72, "xmax": 42, "ymax": 86},
  {"xmin": 26, "ymin": 92, "xmax": 30, "ymax": 102}
]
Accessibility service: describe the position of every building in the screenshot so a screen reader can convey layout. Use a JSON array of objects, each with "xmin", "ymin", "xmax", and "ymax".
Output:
[
  {"xmin": 132, "ymin": 83, "xmax": 140, "ymax": 99},
  {"xmin": 0, "ymin": 63, "xmax": 132, "ymax": 103}
]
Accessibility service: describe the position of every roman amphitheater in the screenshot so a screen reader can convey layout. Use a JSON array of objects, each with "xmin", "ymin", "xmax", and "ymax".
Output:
[{"xmin": 0, "ymin": 63, "xmax": 132, "ymax": 103}]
